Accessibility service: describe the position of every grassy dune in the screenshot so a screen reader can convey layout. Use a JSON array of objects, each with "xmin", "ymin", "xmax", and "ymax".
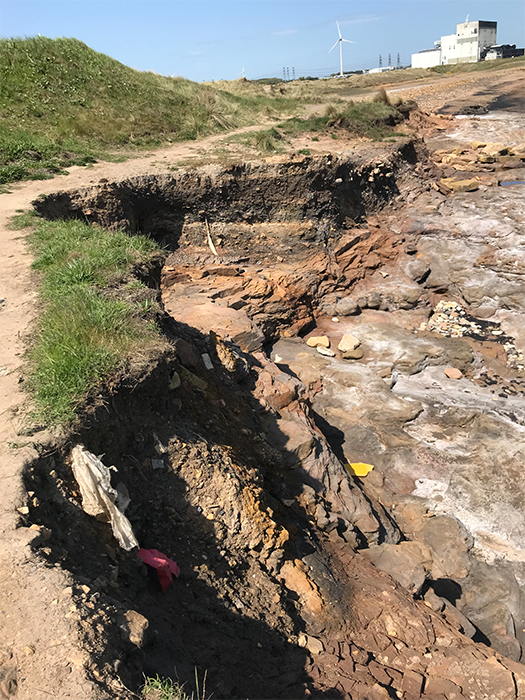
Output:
[{"xmin": 0, "ymin": 36, "xmax": 295, "ymax": 183}]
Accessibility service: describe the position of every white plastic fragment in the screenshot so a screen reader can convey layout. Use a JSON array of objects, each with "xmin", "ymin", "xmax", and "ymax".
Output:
[
  {"xmin": 70, "ymin": 445, "xmax": 139, "ymax": 551},
  {"xmin": 115, "ymin": 482, "xmax": 131, "ymax": 513},
  {"xmin": 205, "ymin": 219, "xmax": 218, "ymax": 256},
  {"xmin": 202, "ymin": 353, "xmax": 214, "ymax": 370},
  {"xmin": 153, "ymin": 432, "xmax": 168, "ymax": 454}
]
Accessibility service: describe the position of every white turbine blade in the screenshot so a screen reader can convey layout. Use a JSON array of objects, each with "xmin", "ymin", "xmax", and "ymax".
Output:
[
  {"xmin": 329, "ymin": 39, "xmax": 339, "ymax": 53},
  {"xmin": 342, "ymin": 39, "xmax": 356, "ymax": 44},
  {"xmin": 336, "ymin": 20, "xmax": 342, "ymax": 38}
]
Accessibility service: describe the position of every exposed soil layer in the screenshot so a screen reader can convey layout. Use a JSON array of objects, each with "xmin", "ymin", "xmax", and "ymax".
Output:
[{"xmin": 4, "ymin": 127, "xmax": 525, "ymax": 700}]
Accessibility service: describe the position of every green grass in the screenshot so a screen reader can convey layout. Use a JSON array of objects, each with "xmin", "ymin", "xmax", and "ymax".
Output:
[
  {"xmin": 278, "ymin": 101, "xmax": 403, "ymax": 140},
  {"xmin": 0, "ymin": 36, "xmax": 297, "ymax": 183},
  {"xmin": 226, "ymin": 100, "xmax": 405, "ymax": 153},
  {"xmin": 142, "ymin": 676, "xmax": 192, "ymax": 700},
  {"xmin": 10, "ymin": 212, "xmax": 165, "ymax": 424}
]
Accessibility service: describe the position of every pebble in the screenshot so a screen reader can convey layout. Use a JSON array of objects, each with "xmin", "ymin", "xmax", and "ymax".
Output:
[{"xmin": 317, "ymin": 346, "xmax": 335, "ymax": 357}]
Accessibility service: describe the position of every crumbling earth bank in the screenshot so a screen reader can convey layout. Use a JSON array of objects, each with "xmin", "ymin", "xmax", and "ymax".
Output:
[
  {"xmin": 21, "ymin": 340, "xmax": 525, "ymax": 700},
  {"xmin": 10, "ymin": 135, "xmax": 525, "ymax": 699}
]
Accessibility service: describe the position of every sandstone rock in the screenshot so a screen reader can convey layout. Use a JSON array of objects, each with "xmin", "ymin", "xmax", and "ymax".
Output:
[
  {"xmin": 335, "ymin": 297, "xmax": 360, "ymax": 316},
  {"xmin": 179, "ymin": 366, "xmax": 208, "ymax": 391},
  {"xmin": 268, "ymin": 418, "xmax": 315, "ymax": 467},
  {"xmin": 442, "ymin": 600, "xmax": 477, "ymax": 639},
  {"xmin": 319, "ymin": 302, "xmax": 336, "ymax": 317},
  {"xmin": 487, "ymin": 632, "xmax": 522, "ymax": 662},
  {"xmin": 444, "ymin": 367, "xmax": 463, "ymax": 379},
  {"xmin": 338, "ymin": 334, "xmax": 361, "ymax": 354},
  {"xmin": 307, "ymin": 336, "xmax": 330, "ymax": 348},
  {"xmin": 317, "ymin": 346, "xmax": 335, "ymax": 357},
  {"xmin": 299, "ymin": 633, "xmax": 324, "ymax": 655},
  {"xmin": 500, "ymin": 158, "xmax": 524, "ymax": 170},
  {"xmin": 470, "ymin": 141, "xmax": 487, "ymax": 149},
  {"xmin": 173, "ymin": 338, "xmax": 200, "ymax": 368},
  {"xmin": 342, "ymin": 346, "xmax": 364, "ymax": 360},
  {"xmin": 169, "ymin": 371, "xmax": 181, "ymax": 389},
  {"xmin": 478, "ymin": 153, "xmax": 495, "ymax": 163},
  {"xmin": 508, "ymin": 142, "xmax": 525, "ymax": 157},
  {"xmin": 334, "ymin": 229, "xmax": 370, "ymax": 257},
  {"xmin": 390, "ymin": 284, "xmax": 421, "ymax": 309},
  {"xmin": 256, "ymin": 367, "xmax": 303, "ymax": 410},
  {"xmin": 361, "ymin": 541, "xmax": 433, "ymax": 594},
  {"xmin": 400, "ymin": 256, "xmax": 430, "ymax": 283},
  {"xmin": 441, "ymin": 178, "xmax": 479, "ymax": 193},
  {"xmin": 421, "ymin": 515, "xmax": 472, "ymax": 580},
  {"xmin": 366, "ymin": 291, "xmax": 382, "ymax": 309},
  {"xmin": 423, "ymin": 588, "xmax": 445, "ymax": 612},
  {"xmin": 482, "ymin": 142, "xmax": 507, "ymax": 157}
]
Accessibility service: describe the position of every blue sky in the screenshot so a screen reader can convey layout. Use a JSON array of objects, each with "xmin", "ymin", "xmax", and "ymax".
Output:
[{"xmin": 1, "ymin": 1, "xmax": 524, "ymax": 81}]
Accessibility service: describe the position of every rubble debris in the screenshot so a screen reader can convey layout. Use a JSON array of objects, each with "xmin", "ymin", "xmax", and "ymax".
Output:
[
  {"xmin": 420, "ymin": 300, "xmax": 483, "ymax": 338},
  {"xmin": 419, "ymin": 301, "xmax": 523, "ymax": 368}
]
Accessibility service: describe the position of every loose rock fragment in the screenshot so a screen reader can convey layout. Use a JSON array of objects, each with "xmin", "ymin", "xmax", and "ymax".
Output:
[
  {"xmin": 444, "ymin": 367, "xmax": 463, "ymax": 379},
  {"xmin": 306, "ymin": 336, "xmax": 330, "ymax": 348},
  {"xmin": 338, "ymin": 334, "xmax": 360, "ymax": 354},
  {"xmin": 440, "ymin": 178, "xmax": 479, "ymax": 193},
  {"xmin": 317, "ymin": 346, "xmax": 335, "ymax": 357},
  {"xmin": 335, "ymin": 297, "xmax": 360, "ymax": 316}
]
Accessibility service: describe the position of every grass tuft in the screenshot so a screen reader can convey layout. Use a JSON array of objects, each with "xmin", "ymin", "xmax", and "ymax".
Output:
[
  {"xmin": 15, "ymin": 213, "xmax": 165, "ymax": 424},
  {"xmin": 142, "ymin": 675, "xmax": 192, "ymax": 700},
  {"xmin": 277, "ymin": 100, "xmax": 403, "ymax": 140},
  {"xmin": 372, "ymin": 88, "xmax": 391, "ymax": 105}
]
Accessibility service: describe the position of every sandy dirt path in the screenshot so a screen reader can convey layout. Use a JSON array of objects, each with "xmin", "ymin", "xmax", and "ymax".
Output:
[{"xmin": 0, "ymin": 121, "xmax": 275, "ymax": 699}]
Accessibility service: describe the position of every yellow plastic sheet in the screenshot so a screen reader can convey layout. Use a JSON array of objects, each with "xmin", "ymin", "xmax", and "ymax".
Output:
[{"xmin": 347, "ymin": 462, "xmax": 374, "ymax": 477}]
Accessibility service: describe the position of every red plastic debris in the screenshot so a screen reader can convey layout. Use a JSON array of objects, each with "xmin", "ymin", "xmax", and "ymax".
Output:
[{"xmin": 138, "ymin": 548, "xmax": 180, "ymax": 592}]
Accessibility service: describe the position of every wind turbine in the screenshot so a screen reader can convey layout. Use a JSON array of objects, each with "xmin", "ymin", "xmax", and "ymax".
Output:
[
  {"xmin": 237, "ymin": 66, "xmax": 246, "ymax": 79},
  {"xmin": 329, "ymin": 21, "xmax": 355, "ymax": 77}
]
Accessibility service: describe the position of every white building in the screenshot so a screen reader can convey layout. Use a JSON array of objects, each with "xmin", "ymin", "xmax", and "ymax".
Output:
[
  {"xmin": 367, "ymin": 66, "xmax": 396, "ymax": 74},
  {"xmin": 411, "ymin": 20, "xmax": 497, "ymax": 68}
]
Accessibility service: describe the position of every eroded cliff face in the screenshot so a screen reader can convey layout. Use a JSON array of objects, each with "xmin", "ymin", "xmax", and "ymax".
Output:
[{"xmin": 23, "ymin": 128, "xmax": 525, "ymax": 699}]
